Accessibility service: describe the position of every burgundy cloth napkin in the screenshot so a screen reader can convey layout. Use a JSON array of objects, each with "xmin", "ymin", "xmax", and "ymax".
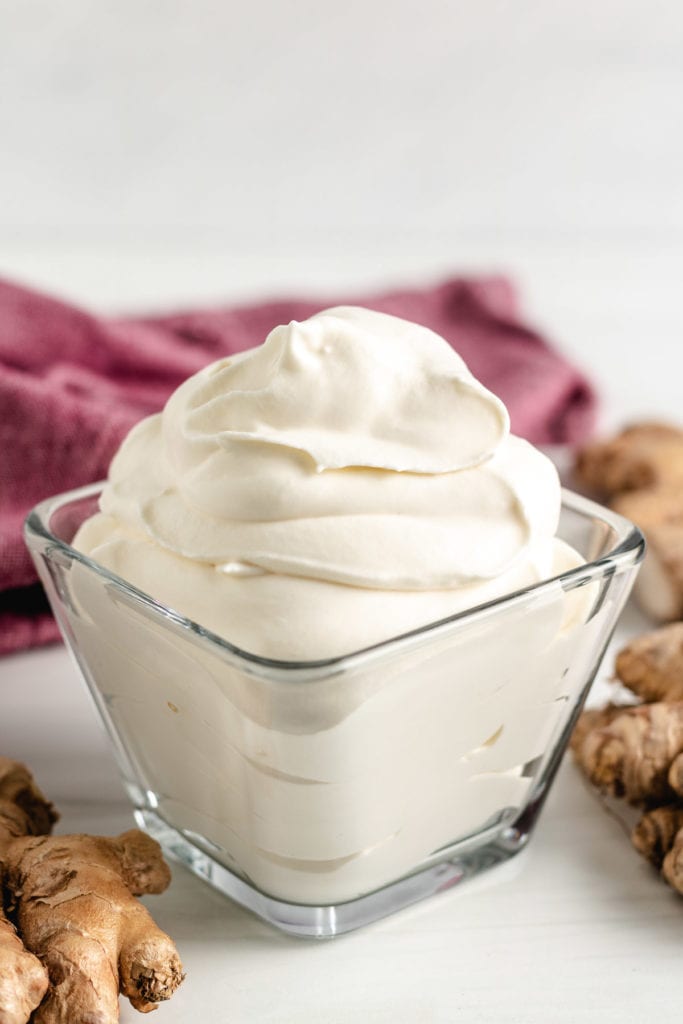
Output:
[{"xmin": 0, "ymin": 274, "xmax": 596, "ymax": 655}]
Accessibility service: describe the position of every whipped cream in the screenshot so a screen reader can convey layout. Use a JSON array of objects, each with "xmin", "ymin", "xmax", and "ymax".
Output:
[
  {"xmin": 75, "ymin": 306, "xmax": 567, "ymax": 660},
  {"xmin": 67, "ymin": 306, "xmax": 592, "ymax": 905}
]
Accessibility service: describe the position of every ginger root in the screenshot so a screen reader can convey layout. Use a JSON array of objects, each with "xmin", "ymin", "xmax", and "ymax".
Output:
[
  {"xmin": 573, "ymin": 420, "xmax": 683, "ymax": 894},
  {"xmin": 574, "ymin": 705, "xmax": 683, "ymax": 893},
  {"xmin": 568, "ymin": 704, "xmax": 625, "ymax": 756},
  {"xmin": 5, "ymin": 832, "xmax": 184, "ymax": 1023},
  {"xmin": 0, "ymin": 758, "xmax": 56, "ymax": 1024},
  {"xmin": 663, "ymin": 829, "xmax": 683, "ymax": 895},
  {"xmin": 573, "ymin": 637, "xmax": 683, "ymax": 896},
  {"xmin": 632, "ymin": 805, "xmax": 683, "ymax": 869},
  {"xmin": 612, "ymin": 492, "xmax": 683, "ymax": 622},
  {"xmin": 0, "ymin": 917, "xmax": 49, "ymax": 1024},
  {"xmin": 616, "ymin": 623, "xmax": 683, "ymax": 702},
  {"xmin": 0, "ymin": 758, "xmax": 183, "ymax": 1024},
  {"xmin": 575, "ymin": 421, "xmax": 683, "ymax": 622},
  {"xmin": 574, "ymin": 422, "xmax": 683, "ymax": 499},
  {"xmin": 611, "ymin": 485, "xmax": 683, "ymax": 534},
  {"xmin": 575, "ymin": 702, "xmax": 683, "ymax": 804}
]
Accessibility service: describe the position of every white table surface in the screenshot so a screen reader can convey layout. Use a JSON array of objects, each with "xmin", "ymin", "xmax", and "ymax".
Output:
[
  {"xmin": 2, "ymin": 2, "xmax": 683, "ymax": 1021},
  {"xmin": 2, "ymin": 608, "xmax": 682, "ymax": 1024}
]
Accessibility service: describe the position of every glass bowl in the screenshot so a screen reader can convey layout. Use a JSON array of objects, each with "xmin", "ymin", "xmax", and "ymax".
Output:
[{"xmin": 25, "ymin": 484, "xmax": 643, "ymax": 938}]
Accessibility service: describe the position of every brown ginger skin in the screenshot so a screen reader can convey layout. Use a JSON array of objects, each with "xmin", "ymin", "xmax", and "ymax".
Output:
[
  {"xmin": 574, "ymin": 707, "xmax": 683, "ymax": 893},
  {"xmin": 631, "ymin": 806, "xmax": 683, "ymax": 868},
  {"xmin": 574, "ymin": 422, "xmax": 683, "ymax": 499},
  {"xmin": 626, "ymin": 523, "xmax": 683, "ymax": 622},
  {"xmin": 572, "ymin": 421, "xmax": 683, "ymax": 896},
  {"xmin": 668, "ymin": 752, "xmax": 683, "ymax": 798},
  {"xmin": 4, "ymin": 830, "xmax": 184, "ymax": 1023},
  {"xmin": 569, "ymin": 704, "xmax": 625, "ymax": 756},
  {"xmin": 575, "ymin": 420, "xmax": 683, "ymax": 623},
  {"xmin": 663, "ymin": 828, "xmax": 683, "ymax": 895},
  {"xmin": 0, "ymin": 918, "xmax": 49, "ymax": 1024},
  {"xmin": 575, "ymin": 702, "xmax": 683, "ymax": 804},
  {"xmin": 0, "ymin": 757, "xmax": 184, "ymax": 1023},
  {"xmin": 0, "ymin": 758, "xmax": 57, "ymax": 1024},
  {"xmin": 611, "ymin": 485, "xmax": 683, "ymax": 534},
  {"xmin": 616, "ymin": 623, "xmax": 683, "ymax": 702}
]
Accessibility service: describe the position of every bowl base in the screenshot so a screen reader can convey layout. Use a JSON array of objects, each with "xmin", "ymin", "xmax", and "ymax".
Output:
[{"xmin": 134, "ymin": 807, "xmax": 532, "ymax": 939}]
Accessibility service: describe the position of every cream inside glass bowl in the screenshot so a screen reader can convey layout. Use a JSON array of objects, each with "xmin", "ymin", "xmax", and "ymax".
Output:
[{"xmin": 25, "ymin": 307, "xmax": 643, "ymax": 937}]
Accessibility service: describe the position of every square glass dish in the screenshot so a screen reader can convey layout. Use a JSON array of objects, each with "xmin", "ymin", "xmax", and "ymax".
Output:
[{"xmin": 26, "ymin": 484, "xmax": 643, "ymax": 938}]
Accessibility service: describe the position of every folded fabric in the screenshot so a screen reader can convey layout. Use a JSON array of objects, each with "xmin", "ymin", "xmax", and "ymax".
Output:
[{"xmin": 0, "ymin": 274, "xmax": 597, "ymax": 655}]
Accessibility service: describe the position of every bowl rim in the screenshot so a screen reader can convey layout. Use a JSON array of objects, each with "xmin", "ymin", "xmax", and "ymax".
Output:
[{"xmin": 25, "ymin": 482, "xmax": 645, "ymax": 678}]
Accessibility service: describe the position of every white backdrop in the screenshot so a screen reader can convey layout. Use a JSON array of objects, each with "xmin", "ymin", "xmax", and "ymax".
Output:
[{"xmin": 1, "ymin": 0, "xmax": 682, "ymax": 420}]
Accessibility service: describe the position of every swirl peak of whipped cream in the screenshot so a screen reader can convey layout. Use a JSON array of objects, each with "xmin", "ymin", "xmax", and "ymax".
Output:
[
  {"xmin": 164, "ymin": 305, "xmax": 509, "ymax": 475},
  {"xmin": 75, "ymin": 306, "xmax": 568, "ymax": 658}
]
